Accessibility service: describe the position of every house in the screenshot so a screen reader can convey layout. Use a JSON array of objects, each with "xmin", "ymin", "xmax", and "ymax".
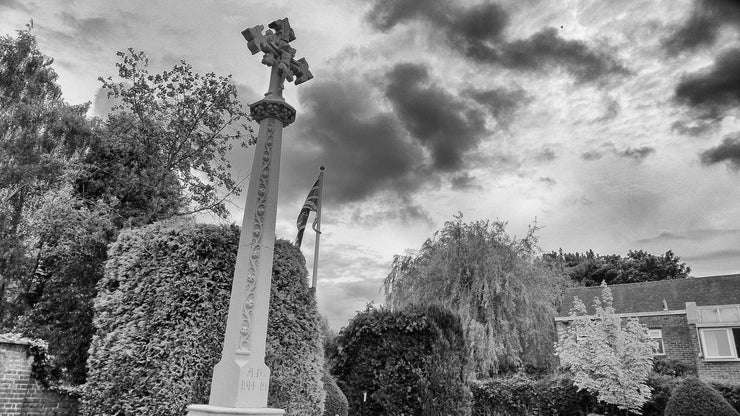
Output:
[{"xmin": 555, "ymin": 274, "xmax": 740, "ymax": 384}]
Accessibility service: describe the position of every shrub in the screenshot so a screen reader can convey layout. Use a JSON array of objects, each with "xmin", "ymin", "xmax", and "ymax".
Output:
[
  {"xmin": 664, "ymin": 377, "xmax": 739, "ymax": 416},
  {"xmin": 265, "ymin": 239, "xmax": 325, "ymax": 415},
  {"xmin": 82, "ymin": 222, "xmax": 325, "ymax": 415},
  {"xmin": 652, "ymin": 357, "xmax": 695, "ymax": 377},
  {"xmin": 322, "ymin": 367, "xmax": 348, "ymax": 416},
  {"xmin": 712, "ymin": 382, "xmax": 740, "ymax": 414},
  {"xmin": 329, "ymin": 304, "xmax": 471, "ymax": 416}
]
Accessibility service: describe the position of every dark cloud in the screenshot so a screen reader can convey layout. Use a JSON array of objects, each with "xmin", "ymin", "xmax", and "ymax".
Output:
[
  {"xmin": 618, "ymin": 146, "xmax": 655, "ymax": 161},
  {"xmin": 535, "ymin": 145, "xmax": 557, "ymax": 162},
  {"xmin": 59, "ymin": 12, "xmax": 117, "ymax": 39},
  {"xmin": 539, "ymin": 176, "xmax": 556, "ymax": 187},
  {"xmin": 281, "ymin": 77, "xmax": 428, "ymax": 206},
  {"xmin": 463, "ymin": 85, "xmax": 530, "ymax": 126},
  {"xmin": 674, "ymin": 48, "xmax": 740, "ymax": 118},
  {"xmin": 385, "ymin": 63, "xmax": 487, "ymax": 171},
  {"xmin": 671, "ymin": 119, "xmax": 717, "ymax": 136},
  {"xmin": 366, "ymin": 0, "xmax": 628, "ymax": 83},
  {"xmin": 491, "ymin": 28, "xmax": 629, "ymax": 83},
  {"xmin": 663, "ymin": 0, "xmax": 740, "ymax": 55},
  {"xmin": 450, "ymin": 172, "xmax": 480, "ymax": 189},
  {"xmin": 581, "ymin": 143, "xmax": 655, "ymax": 161},
  {"xmin": 581, "ymin": 150, "xmax": 603, "ymax": 161},
  {"xmin": 700, "ymin": 134, "xmax": 740, "ymax": 170}
]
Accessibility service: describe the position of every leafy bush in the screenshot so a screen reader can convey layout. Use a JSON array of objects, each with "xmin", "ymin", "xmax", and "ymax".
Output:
[
  {"xmin": 322, "ymin": 367, "xmax": 348, "ymax": 416},
  {"xmin": 713, "ymin": 382, "xmax": 740, "ymax": 414},
  {"xmin": 329, "ymin": 304, "xmax": 471, "ymax": 416},
  {"xmin": 265, "ymin": 239, "xmax": 325, "ymax": 415},
  {"xmin": 82, "ymin": 222, "xmax": 325, "ymax": 415},
  {"xmin": 664, "ymin": 377, "xmax": 739, "ymax": 416},
  {"xmin": 471, "ymin": 374, "xmax": 594, "ymax": 416},
  {"xmin": 652, "ymin": 357, "xmax": 695, "ymax": 377}
]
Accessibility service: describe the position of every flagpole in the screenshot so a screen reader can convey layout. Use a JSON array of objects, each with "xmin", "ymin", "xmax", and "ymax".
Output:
[{"xmin": 312, "ymin": 165, "xmax": 325, "ymax": 289}]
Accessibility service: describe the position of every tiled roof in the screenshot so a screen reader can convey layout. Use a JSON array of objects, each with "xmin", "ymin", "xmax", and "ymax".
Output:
[{"xmin": 556, "ymin": 274, "xmax": 740, "ymax": 318}]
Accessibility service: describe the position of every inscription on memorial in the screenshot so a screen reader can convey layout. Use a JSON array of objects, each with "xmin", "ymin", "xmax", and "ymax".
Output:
[{"xmin": 239, "ymin": 367, "xmax": 269, "ymax": 392}]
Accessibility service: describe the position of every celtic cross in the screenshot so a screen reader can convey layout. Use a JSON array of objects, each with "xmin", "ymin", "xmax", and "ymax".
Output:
[{"xmin": 242, "ymin": 18, "xmax": 313, "ymax": 99}]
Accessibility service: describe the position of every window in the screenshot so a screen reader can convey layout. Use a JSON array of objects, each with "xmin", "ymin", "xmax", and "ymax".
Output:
[
  {"xmin": 648, "ymin": 329, "xmax": 664, "ymax": 355},
  {"xmin": 700, "ymin": 328, "xmax": 740, "ymax": 360}
]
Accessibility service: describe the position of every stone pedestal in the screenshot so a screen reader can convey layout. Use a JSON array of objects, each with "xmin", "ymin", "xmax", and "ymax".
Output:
[{"xmin": 187, "ymin": 404, "xmax": 285, "ymax": 416}]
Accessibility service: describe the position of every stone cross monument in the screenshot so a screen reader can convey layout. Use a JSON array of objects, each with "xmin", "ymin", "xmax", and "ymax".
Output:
[{"xmin": 187, "ymin": 17, "xmax": 312, "ymax": 416}]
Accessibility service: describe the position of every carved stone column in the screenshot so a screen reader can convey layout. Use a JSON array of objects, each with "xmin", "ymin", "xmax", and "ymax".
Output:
[{"xmin": 187, "ymin": 17, "xmax": 309, "ymax": 416}]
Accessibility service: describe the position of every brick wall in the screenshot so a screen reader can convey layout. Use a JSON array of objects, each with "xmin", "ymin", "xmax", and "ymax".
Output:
[
  {"xmin": 638, "ymin": 314, "xmax": 696, "ymax": 368},
  {"xmin": 0, "ymin": 340, "xmax": 78, "ymax": 416}
]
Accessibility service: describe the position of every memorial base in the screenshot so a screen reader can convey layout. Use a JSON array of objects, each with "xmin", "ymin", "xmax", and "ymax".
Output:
[{"xmin": 187, "ymin": 404, "xmax": 285, "ymax": 416}]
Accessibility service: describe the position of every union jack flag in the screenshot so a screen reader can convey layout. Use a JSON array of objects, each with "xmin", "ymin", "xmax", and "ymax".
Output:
[{"xmin": 295, "ymin": 169, "xmax": 323, "ymax": 247}]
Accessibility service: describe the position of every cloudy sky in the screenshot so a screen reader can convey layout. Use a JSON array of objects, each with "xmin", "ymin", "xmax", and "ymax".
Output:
[{"xmin": 2, "ymin": 0, "xmax": 740, "ymax": 329}]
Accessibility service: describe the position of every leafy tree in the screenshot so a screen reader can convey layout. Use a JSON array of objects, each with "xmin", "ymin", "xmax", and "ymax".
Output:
[
  {"xmin": 545, "ymin": 249, "xmax": 691, "ymax": 286},
  {"xmin": 384, "ymin": 215, "xmax": 567, "ymax": 376},
  {"xmin": 92, "ymin": 48, "xmax": 252, "ymax": 221},
  {"xmin": 13, "ymin": 186, "xmax": 114, "ymax": 384},
  {"xmin": 664, "ymin": 377, "xmax": 739, "ymax": 416},
  {"xmin": 328, "ymin": 304, "xmax": 471, "ymax": 416},
  {"xmin": 556, "ymin": 282, "xmax": 655, "ymax": 414},
  {"xmin": 0, "ymin": 27, "xmax": 91, "ymax": 327}
]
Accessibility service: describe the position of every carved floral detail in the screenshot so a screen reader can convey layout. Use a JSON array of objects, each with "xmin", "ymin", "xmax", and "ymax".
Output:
[
  {"xmin": 250, "ymin": 100, "xmax": 296, "ymax": 126},
  {"xmin": 238, "ymin": 119, "xmax": 275, "ymax": 354}
]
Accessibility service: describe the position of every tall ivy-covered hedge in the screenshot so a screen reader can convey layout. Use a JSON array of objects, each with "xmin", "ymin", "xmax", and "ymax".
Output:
[
  {"xmin": 328, "ymin": 304, "xmax": 471, "ymax": 416},
  {"xmin": 266, "ymin": 239, "xmax": 325, "ymax": 415},
  {"xmin": 81, "ymin": 222, "xmax": 325, "ymax": 415}
]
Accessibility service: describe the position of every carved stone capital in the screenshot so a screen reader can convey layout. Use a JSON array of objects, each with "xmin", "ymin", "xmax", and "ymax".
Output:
[{"xmin": 250, "ymin": 99, "xmax": 296, "ymax": 126}]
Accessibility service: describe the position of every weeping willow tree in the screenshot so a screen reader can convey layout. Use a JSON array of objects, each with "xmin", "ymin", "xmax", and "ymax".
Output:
[{"xmin": 384, "ymin": 215, "xmax": 567, "ymax": 377}]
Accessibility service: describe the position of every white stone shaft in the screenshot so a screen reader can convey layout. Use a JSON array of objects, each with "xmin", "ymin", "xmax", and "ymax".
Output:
[{"xmin": 208, "ymin": 110, "xmax": 285, "ymax": 408}]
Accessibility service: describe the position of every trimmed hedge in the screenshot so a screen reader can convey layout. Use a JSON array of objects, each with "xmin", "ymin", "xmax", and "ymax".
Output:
[
  {"xmin": 329, "ymin": 304, "xmax": 471, "ymax": 416},
  {"xmin": 665, "ymin": 377, "xmax": 740, "ymax": 416},
  {"xmin": 265, "ymin": 239, "xmax": 325, "ymax": 415},
  {"xmin": 471, "ymin": 373, "xmax": 684, "ymax": 416},
  {"xmin": 82, "ymin": 222, "xmax": 325, "ymax": 415},
  {"xmin": 322, "ymin": 367, "xmax": 348, "ymax": 416}
]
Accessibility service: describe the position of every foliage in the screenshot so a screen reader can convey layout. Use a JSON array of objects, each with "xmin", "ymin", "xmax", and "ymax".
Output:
[
  {"xmin": 82, "ymin": 223, "xmax": 325, "ymax": 416},
  {"xmin": 0, "ymin": 27, "xmax": 91, "ymax": 328},
  {"xmin": 652, "ymin": 356, "xmax": 695, "ymax": 377},
  {"xmin": 664, "ymin": 377, "xmax": 740, "ymax": 416},
  {"xmin": 470, "ymin": 375, "xmax": 594, "ymax": 416},
  {"xmin": 329, "ymin": 304, "xmax": 471, "ymax": 416},
  {"xmin": 12, "ymin": 187, "xmax": 114, "ymax": 384},
  {"xmin": 712, "ymin": 382, "xmax": 740, "ymax": 414},
  {"xmin": 470, "ymin": 373, "xmax": 683, "ymax": 416},
  {"xmin": 544, "ymin": 249, "xmax": 691, "ymax": 286},
  {"xmin": 0, "ymin": 332, "xmax": 55, "ymax": 387},
  {"xmin": 556, "ymin": 282, "xmax": 655, "ymax": 414},
  {"xmin": 95, "ymin": 48, "xmax": 252, "ymax": 220},
  {"xmin": 384, "ymin": 215, "xmax": 567, "ymax": 376},
  {"xmin": 322, "ymin": 368, "xmax": 349, "ymax": 416},
  {"xmin": 266, "ymin": 239, "xmax": 325, "ymax": 416},
  {"xmin": 74, "ymin": 113, "xmax": 183, "ymax": 228}
]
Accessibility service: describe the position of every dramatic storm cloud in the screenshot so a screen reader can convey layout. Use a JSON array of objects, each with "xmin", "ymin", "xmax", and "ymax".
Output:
[
  {"xmin": 675, "ymin": 48, "xmax": 740, "ymax": 117},
  {"xmin": 701, "ymin": 134, "xmax": 740, "ymax": 170},
  {"xmin": 385, "ymin": 63, "xmax": 488, "ymax": 171},
  {"xmin": 663, "ymin": 0, "xmax": 740, "ymax": 54},
  {"xmin": 366, "ymin": 0, "xmax": 628, "ymax": 82},
  {"xmin": 282, "ymin": 77, "xmax": 428, "ymax": 205}
]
